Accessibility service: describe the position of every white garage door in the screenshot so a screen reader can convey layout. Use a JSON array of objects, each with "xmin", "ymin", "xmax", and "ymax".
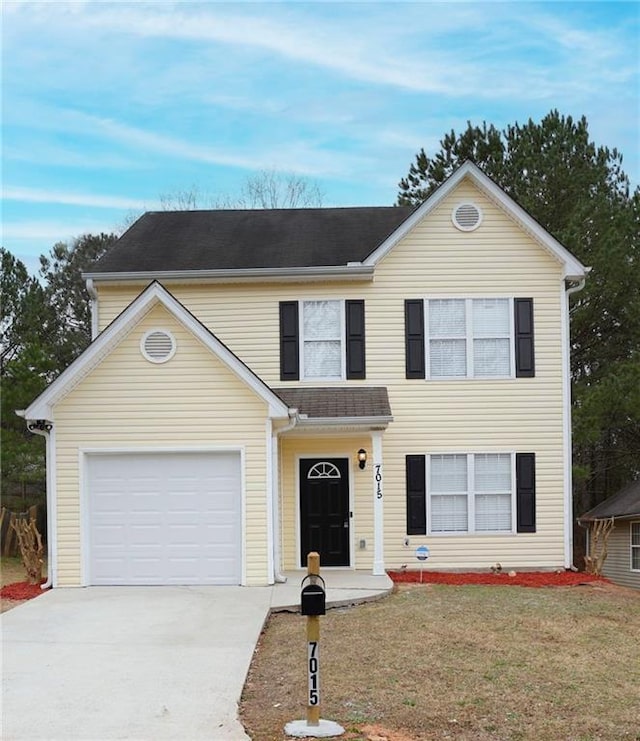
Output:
[{"xmin": 87, "ymin": 451, "xmax": 242, "ymax": 585}]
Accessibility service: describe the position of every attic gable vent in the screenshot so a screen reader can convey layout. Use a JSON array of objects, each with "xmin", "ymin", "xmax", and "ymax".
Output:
[
  {"xmin": 141, "ymin": 329, "xmax": 176, "ymax": 363},
  {"xmin": 452, "ymin": 202, "xmax": 482, "ymax": 231}
]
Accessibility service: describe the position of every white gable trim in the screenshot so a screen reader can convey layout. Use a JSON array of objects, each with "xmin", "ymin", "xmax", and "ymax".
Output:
[
  {"xmin": 363, "ymin": 161, "xmax": 587, "ymax": 280},
  {"xmin": 24, "ymin": 281, "xmax": 291, "ymax": 421}
]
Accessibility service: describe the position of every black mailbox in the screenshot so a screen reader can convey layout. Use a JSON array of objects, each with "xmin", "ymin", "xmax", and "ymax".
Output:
[{"xmin": 301, "ymin": 575, "xmax": 326, "ymax": 616}]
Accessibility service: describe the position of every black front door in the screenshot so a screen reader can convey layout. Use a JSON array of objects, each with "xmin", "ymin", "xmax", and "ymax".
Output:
[{"xmin": 300, "ymin": 458, "xmax": 350, "ymax": 567}]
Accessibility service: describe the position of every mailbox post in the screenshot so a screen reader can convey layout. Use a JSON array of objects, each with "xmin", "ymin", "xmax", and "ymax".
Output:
[
  {"xmin": 284, "ymin": 552, "xmax": 345, "ymax": 739},
  {"xmin": 304, "ymin": 553, "xmax": 322, "ymax": 726}
]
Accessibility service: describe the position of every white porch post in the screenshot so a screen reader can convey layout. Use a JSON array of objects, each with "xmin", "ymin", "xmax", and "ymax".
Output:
[{"xmin": 372, "ymin": 430, "xmax": 385, "ymax": 575}]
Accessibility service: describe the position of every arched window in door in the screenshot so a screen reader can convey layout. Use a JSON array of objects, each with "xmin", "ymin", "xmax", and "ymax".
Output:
[{"xmin": 307, "ymin": 462, "xmax": 342, "ymax": 479}]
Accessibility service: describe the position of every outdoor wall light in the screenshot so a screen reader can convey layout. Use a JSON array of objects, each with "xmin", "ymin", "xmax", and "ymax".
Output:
[{"xmin": 357, "ymin": 448, "xmax": 367, "ymax": 470}]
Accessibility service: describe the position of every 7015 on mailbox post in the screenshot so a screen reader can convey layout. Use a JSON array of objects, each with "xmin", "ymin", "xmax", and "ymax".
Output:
[{"xmin": 284, "ymin": 553, "xmax": 345, "ymax": 739}]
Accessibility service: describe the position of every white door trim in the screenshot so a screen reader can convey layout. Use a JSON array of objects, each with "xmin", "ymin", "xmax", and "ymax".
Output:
[{"xmin": 295, "ymin": 453, "xmax": 354, "ymax": 570}]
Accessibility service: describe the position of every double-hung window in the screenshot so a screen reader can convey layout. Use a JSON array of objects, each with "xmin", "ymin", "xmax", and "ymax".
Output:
[
  {"xmin": 302, "ymin": 300, "xmax": 343, "ymax": 380},
  {"xmin": 406, "ymin": 452, "xmax": 535, "ymax": 536},
  {"xmin": 405, "ymin": 297, "xmax": 534, "ymax": 379},
  {"xmin": 279, "ymin": 299, "xmax": 366, "ymax": 381},
  {"xmin": 429, "ymin": 453, "xmax": 513, "ymax": 534},
  {"xmin": 427, "ymin": 298, "xmax": 512, "ymax": 379},
  {"xmin": 632, "ymin": 522, "xmax": 640, "ymax": 571}
]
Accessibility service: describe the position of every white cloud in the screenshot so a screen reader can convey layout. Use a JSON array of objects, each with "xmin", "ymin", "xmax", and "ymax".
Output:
[
  {"xmin": 1, "ymin": 219, "xmax": 116, "ymax": 241},
  {"xmin": 3, "ymin": 185, "xmax": 147, "ymax": 210}
]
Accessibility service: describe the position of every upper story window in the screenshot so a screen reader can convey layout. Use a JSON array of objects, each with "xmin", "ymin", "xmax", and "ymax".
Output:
[
  {"xmin": 302, "ymin": 300, "xmax": 343, "ymax": 379},
  {"xmin": 405, "ymin": 297, "xmax": 534, "ymax": 380},
  {"xmin": 428, "ymin": 298, "xmax": 511, "ymax": 379},
  {"xmin": 279, "ymin": 299, "xmax": 365, "ymax": 382}
]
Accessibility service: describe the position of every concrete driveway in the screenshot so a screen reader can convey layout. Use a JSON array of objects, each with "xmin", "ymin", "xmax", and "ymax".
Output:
[{"xmin": 1, "ymin": 586, "xmax": 273, "ymax": 740}]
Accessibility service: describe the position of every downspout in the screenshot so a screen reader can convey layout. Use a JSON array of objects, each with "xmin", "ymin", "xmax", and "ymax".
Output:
[
  {"xmin": 86, "ymin": 278, "xmax": 99, "ymax": 340},
  {"xmin": 562, "ymin": 276, "xmax": 587, "ymax": 568},
  {"xmin": 272, "ymin": 412, "xmax": 298, "ymax": 583},
  {"xmin": 19, "ymin": 416, "xmax": 56, "ymax": 590}
]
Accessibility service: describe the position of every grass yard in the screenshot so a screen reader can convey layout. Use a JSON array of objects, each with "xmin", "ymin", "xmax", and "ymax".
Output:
[{"xmin": 240, "ymin": 583, "xmax": 640, "ymax": 741}]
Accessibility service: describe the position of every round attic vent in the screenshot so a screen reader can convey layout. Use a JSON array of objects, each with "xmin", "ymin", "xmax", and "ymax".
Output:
[
  {"xmin": 141, "ymin": 329, "xmax": 176, "ymax": 363},
  {"xmin": 452, "ymin": 202, "xmax": 482, "ymax": 231}
]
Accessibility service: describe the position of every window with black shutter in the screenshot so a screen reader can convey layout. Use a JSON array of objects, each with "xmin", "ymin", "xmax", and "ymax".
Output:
[
  {"xmin": 514, "ymin": 298, "xmax": 535, "ymax": 377},
  {"xmin": 279, "ymin": 301, "xmax": 299, "ymax": 381},
  {"xmin": 516, "ymin": 452, "xmax": 536, "ymax": 532},
  {"xmin": 405, "ymin": 300, "xmax": 425, "ymax": 379},
  {"xmin": 406, "ymin": 455, "xmax": 426, "ymax": 535},
  {"xmin": 345, "ymin": 300, "xmax": 366, "ymax": 379}
]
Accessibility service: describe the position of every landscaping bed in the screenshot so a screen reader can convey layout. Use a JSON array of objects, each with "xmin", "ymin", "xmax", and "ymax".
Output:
[
  {"xmin": 0, "ymin": 556, "xmax": 48, "ymax": 612},
  {"xmin": 387, "ymin": 569, "xmax": 604, "ymax": 588}
]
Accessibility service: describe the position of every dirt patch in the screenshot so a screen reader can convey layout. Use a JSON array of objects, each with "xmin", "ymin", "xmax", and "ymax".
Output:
[{"xmin": 240, "ymin": 584, "xmax": 640, "ymax": 740}]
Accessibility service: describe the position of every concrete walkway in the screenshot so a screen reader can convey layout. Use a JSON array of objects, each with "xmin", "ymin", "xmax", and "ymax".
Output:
[{"xmin": 1, "ymin": 572, "xmax": 391, "ymax": 740}]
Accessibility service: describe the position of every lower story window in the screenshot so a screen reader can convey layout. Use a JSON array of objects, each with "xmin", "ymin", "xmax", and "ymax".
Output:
[
  {"xmin": 632, "ymin": 522, "xmax": 640, "ymax": 571},
  {"xmin": 429, "ymin": 453, "xmax": 513, "ymax": 534}
]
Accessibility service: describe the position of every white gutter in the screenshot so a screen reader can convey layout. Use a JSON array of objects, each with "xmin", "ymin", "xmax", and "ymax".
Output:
[
  {"xmin": 86, "ymin": 279, "xmax": 99, "ymax": 340},
  {"xmin": 82, "ymin": 265, "xmax": 375, "ymax": 284},
  {"xmin": 17, "ymin": 413, "xmax": 56, "ymax": 590},
  {"xmin": 295, "ymin": 415, "xmax": 393, "ymax": 428},
  {"xmin": 561, "ymin": 276, "xmax": 587, "ymax": 568},
  {"xmin": 266, "ymin": 419, "xmax": 275, "ymax": 585},
  {"xmin": 272, "ymin": 412, "xmax": 299, "ymax": 583}
]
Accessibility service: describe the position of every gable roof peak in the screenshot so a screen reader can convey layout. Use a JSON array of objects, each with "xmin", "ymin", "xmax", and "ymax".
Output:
[{"xmin": 364, "ymin": 160, "xmax": 587, "ymax": 280}]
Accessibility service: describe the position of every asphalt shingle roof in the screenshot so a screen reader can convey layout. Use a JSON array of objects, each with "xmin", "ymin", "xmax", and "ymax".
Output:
[
  {"xmin": 579, "ymin": 479, "xmax": 640, "ymax": 521},
  {"xmin": 90, "ymin": 206, "xmax": 415, "ymax": 273},
  {"xmin": 273, "ymin": 387, "xmax": 391, "ymax": 420}
]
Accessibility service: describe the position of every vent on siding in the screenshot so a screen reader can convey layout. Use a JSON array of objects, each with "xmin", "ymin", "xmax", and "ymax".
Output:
[
  {"xmin": 141, "ymin": 330, "xmax": 176, "ymax": 363},
  {"xmin": 452, "ymin": 202, "xmax": 482, "ymax": 231}
]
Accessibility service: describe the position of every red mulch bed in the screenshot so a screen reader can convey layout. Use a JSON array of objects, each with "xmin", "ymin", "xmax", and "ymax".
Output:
[
  {"xmin": 0, "ymin": 580, "xmax": 49, "ymax": 601},
  {"xmin": 387, "ymin": 570, "xmax": 605, "ymax": 588}
]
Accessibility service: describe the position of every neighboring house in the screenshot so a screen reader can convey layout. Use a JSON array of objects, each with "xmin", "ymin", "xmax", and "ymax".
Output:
[
  {"xmin": 21, "ymin": 162, "xmax": 588, "ymax": 588},
  {"xmin": 578, "ymin": 481, "xmax": 640, "ymax": 590}
]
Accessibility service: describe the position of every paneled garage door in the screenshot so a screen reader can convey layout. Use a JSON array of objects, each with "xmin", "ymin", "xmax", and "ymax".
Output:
[{"xmin": 87, "ymin": 451, "xmax": 242, "ymax": 585}]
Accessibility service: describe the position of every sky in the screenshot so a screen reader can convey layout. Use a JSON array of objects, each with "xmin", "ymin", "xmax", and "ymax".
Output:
[{"xmin": 2, "ymin": 1, "xmax": 639, "ymax": 274}]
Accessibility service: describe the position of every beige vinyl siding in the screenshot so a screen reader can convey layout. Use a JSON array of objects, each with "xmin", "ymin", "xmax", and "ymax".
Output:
[
  {"xmin": 53, "ymin": 304, "xmax": 270, "ymax": 586},
  {"xmin": 600, "ymin": 521, "xmax": 640, "ymax": 590},
  {"xmin": 279, "ymin": 436, "xmax": 372, "ymax": 570},
  {"xmin": 94, "ymin": 178, "xmax": 569, "ymax": 571}
]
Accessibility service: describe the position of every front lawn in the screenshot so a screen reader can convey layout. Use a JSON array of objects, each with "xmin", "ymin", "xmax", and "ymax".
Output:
[{"xmin": 240, "ymin": 583, "xmax": 640, "ymax": 740}]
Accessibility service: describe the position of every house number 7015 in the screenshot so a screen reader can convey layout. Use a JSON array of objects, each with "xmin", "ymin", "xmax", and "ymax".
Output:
[
  {"xmin": 375, "ymin": 464, "xmax": 383, "ymax": 499},
  {"xmin": 308, "ymin": 641, "xmax": 320, "ymax": 706}
]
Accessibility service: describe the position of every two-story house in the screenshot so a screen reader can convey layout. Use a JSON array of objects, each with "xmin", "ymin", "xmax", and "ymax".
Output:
[{"xmin": 22, "ymin": 162, "xmax": 587, "ymax": 587}]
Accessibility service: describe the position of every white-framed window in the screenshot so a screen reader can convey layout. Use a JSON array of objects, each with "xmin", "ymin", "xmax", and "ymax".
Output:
[
  {"xmin": 426, "ymin": 298, "xmax": 513, "ymax": 379},
  {"xmin": 428, "ymin": 453, "xmax": 514, "ymax": 534},
  {"xmin": 631, "ymin": 522, "xmax": 640, "ymax": 572},
  {"xmin": 301, "ymin": 300, "xmax": 344, "ymax": 380}
]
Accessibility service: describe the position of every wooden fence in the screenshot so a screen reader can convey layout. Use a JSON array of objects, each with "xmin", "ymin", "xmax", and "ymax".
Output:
[{"xmin": 0, "ymin": 505, "xmax": 47, "ymax": 557}]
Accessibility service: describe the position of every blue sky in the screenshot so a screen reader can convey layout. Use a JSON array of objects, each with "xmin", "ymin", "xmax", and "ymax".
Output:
[{"xmin": 2, "ymin": 1, "xmax": 638, "ymax": 274}]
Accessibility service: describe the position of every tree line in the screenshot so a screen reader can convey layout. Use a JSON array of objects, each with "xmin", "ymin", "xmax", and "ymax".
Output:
[{"xmin": 2, "ymin": 111, "xmax": 638, "ymax": 518}]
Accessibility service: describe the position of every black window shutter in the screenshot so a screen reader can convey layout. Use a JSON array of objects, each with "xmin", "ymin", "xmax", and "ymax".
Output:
[
  {"xmin": 406, "ymin": 455, "xmax": 427, "ymax": 535},
  {"xmin": 345, "ymin": 300, "xmax": 366, "ymax": 379},
  {"xmin": 279, "ymin": 301, "xmax": 299, "ymax": 381},
  {"xmin": 516, "ymin": 453, "xmax": 536, "ymax": 533},
  {"xmin": 514, "ymin": 298, "xmax": 535, "ymax": 377},
  {"xmin": 405, "ymin": 299, "xmax": 425, "ymax": 379}
]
